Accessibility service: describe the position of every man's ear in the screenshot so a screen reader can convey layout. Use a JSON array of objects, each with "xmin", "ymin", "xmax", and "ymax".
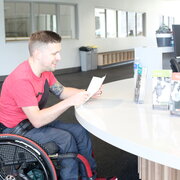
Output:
[{"xmin": 33, "ymin": 49, "xmax": 42, "ymax": 60}]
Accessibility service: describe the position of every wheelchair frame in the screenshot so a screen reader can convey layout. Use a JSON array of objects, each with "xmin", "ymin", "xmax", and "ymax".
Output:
[{"xmin": 0, "ymin": 134, "xmax": 94, "ymax": 180}]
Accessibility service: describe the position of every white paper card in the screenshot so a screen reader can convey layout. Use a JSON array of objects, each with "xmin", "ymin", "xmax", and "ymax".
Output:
[{"xmin": 87, "ymin": 75, "xmax": 106, "ymax": 98}]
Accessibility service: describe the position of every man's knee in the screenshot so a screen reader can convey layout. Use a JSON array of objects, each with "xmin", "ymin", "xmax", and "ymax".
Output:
[
  {"xmin": 75, "ymin": 124, "xmax": 89, "ymax": 137},
  {"xmin": 55, "ymin": 131, "xmax": 78, "ymax": 154}
]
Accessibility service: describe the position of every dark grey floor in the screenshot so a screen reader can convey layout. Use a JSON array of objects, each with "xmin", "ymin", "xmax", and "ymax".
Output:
[{"xmin": 0, "ymin": 63, "xmax": 140, "ymax": 180}]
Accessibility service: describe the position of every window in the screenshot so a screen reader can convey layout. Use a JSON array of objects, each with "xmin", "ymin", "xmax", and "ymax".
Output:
[
  {"xmin": 163, "ymin": 16, "xmax": 169, "ymax": 27},
  {"xmin": 59, "ymin": 5, "xmax": 76, "ymax": 38},
  {"xmin": 95, "ymin": 8, "xmax": 146, "ymax": 38},
  {"xmin": 4, "ymin": 1, "xmax": 78, "ymax": 40},
  {"xmin": 160, "ymin": 15, "xmax": 175, "ymax": 31},
  {"xmin": 117, "ymin": 11, "xmax": 127, "ymax": 37},
  {"xmin": 34, "ymin": 3, "xmax": 57, "ymax": 32},
  {"xmin": 95, "ymin": 8, "xmax": 106, "ymax": 38},
  {"xmin": 127, "ymin": 12, "xmax": 135, "ymax": 36},
  {"xmin": 136, "ymin": 13, "xmax": 144, "ymax": 36},
  {"xmin": 4, "ymin": 2, "xmax": 31, "ymax": 38},
  {"xmin": 106, "ymin": 9, "xmax": 117, "ymax": 38},
  {"xmin": 168, "ymin": 17, "xmax": 175, "ymax": 30}
]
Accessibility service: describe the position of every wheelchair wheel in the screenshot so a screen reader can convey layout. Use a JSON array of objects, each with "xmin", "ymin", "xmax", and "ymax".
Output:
[{"xmin": 0, "ymin": 134, "xmax": 57, "ymax": 180}]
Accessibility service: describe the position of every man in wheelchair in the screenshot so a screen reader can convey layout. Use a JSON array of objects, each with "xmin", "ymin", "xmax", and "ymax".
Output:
[{"xmin": 0, "ymin": 31, "xmax": 117, "ymax": 180}]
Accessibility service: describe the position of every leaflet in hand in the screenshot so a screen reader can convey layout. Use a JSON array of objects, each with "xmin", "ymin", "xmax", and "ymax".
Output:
[{"xmin": 87, "ymin": 75, "xmax": 106, "ymax": 99}]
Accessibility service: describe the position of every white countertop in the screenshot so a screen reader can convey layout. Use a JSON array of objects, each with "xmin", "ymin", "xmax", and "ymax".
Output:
[{"xmin": 75, "ymin": 78, "xmax": 180, "ymax": 170}]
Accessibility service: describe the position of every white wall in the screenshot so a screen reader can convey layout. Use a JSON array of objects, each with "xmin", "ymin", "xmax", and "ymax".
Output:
[{"xmin": 0, "ymin": 0, "xmax": 179, "ymax": 76}]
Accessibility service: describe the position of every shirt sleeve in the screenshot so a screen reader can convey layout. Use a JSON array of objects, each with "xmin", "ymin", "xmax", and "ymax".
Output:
[
  {"xmin": 48, "ymin": 72, "xmax": 58, "ymax": 86},
  {"xmin": 12, "ymin": 79, "xmax": 38, "ymax": 108}
]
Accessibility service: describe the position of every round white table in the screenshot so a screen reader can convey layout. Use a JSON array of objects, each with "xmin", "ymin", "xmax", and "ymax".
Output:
[{"xmin": 75, "ymin": 78, "xmax": 180, "ymax": 180}]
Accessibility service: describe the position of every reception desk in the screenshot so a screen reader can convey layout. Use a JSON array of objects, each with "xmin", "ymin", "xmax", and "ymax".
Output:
[{"xmin": 75, "ymin": 78, "xmax": 180, "ymax": 180}]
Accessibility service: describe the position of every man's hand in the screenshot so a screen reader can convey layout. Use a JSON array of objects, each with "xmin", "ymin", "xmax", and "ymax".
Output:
[
  {"xmin": 91, "ymin": 86, "xmax": 103, "ymax": 98},
  {"xmin": 67, "ymin": 90, "xmax": 90, "ymax": 106}
]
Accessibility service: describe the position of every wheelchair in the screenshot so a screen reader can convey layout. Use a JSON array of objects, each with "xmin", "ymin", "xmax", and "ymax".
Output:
[{"xmin": 0, "ymin": 133, "xmax": 94, "ymax": 180}]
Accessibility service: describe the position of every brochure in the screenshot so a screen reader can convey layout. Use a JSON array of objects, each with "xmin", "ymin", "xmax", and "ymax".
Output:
[
  {"xmin": 134, "ymin": 66, "xmax": 147, "ymax": 104},
  {"xmin": 170, "ymin": 73, "xmax": 180, "ymax": 115},
  {"xmin": 152, "ymin": 70, "xmax": 172, "ymax": 110},
  {"xmin": 134, "ymin": 61, "xmax": 142, "ymax": 87},
  {"xmin": 86, "ymin": 75, "xmax": 106, "ymax": 101}
]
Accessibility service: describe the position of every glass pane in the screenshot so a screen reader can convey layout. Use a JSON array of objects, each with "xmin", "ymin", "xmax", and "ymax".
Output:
[
  {"xmin": 159, "ymin": 15, "xmax": 164, "ymax": 26},
  {"xmin": 127, "ymin": 12, "xmax": 135, "ymax": 36},
  {"xmin": 59, "ymin": 5, "xmax": 76, "ymax": 38},
  {"xmin": 4, "ymin": 2, "xmax": 31, "ymax": 38},
  {"xmin": 34, "ymin": 3, "xmax": 57, "ymax": 32},
  {"xmin": 168, "ymin": 16, "xmax": 175, "ymax": 31},
  {"xmin": 106, "ymin": 9, "xmax": 117, "ymax": 38},
  {"xmin": 118, "ymin": 11, "xmax": 127, "ymax": 37},
  {"xmin": 163, "ymin": 15, "xmax": 169, "ymax": 26},
  {"xmin": 136, "ymin": 13, "xmax": 143, "ymax": 36},
  {"xmin": 95, "ymin": 8, "xmax": 106, "ymax": 38}
]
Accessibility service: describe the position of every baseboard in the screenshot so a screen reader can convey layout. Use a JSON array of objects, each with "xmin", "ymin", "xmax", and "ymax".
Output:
[
  {"xmin": 0, "ymin": 67, "xmax": 81, "ymax": 83},
  {"xmin": 54, "ymin": 66, "xmax": 81, "ymax": 76}
]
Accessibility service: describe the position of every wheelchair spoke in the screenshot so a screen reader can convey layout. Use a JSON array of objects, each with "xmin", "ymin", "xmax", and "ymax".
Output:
[{"xmin": 0, "ymin": 136, "xmax": 56, "ymax": 180}]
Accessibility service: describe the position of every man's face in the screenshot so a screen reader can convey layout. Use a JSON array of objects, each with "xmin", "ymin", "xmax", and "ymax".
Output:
[{"xmin": 39, "ymin": 42, "xmax": 61, "ymax": 72}]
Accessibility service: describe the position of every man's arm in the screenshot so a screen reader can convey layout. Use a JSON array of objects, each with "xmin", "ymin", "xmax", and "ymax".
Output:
[
  {"xmin": 60, "ymin": 87, "xmax": 84, "ymax": 99},
  {"xmin": 50, "ymin": 80, "xmax": 102, "ymax": 99},
  {"xmin": 22, "ymin": 80, "xmax": 89, "ymax": 128},
  {"xmin": 49, "ymin": 80, "xmax": 83, "ymax": 99},
  {"xmin": 22, "ymin": 90, "xmax": 89, "ymax": 128},
  {"xmin": 22, "ymin": 80, "xmax": 102, "ymax": 128}
]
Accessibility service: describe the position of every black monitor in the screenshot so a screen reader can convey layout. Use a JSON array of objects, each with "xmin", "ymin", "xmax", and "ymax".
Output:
[{"xmin": 172, "ymin": 24, "xmax": 180, "ymax": 58}]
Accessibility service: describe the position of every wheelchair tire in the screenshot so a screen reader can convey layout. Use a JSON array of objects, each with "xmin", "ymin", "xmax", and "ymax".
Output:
[{"xmin": 0, "ymin": 134, "xmax": 57, "ymax": 180}]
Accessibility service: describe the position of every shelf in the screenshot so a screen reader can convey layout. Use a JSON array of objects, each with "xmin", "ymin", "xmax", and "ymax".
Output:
[{"xmin": 97, "ymin": 49, "xmax": 134, "ymax": 66}]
